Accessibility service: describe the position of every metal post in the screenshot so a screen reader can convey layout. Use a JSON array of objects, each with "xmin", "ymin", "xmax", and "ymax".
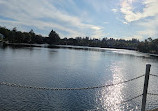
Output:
[{"xmin": 141, "ymin": 64, "xmax": 151, "ymax": 111}]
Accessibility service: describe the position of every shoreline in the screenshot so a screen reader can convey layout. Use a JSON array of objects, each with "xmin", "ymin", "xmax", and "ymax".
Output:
[
  {"xmin": 2, "ymin": 42, "xmax": 137, "ymax": 50},
  {"xmin": 2, "ymin": 42, "xmax": 158, "ymax": 57}
]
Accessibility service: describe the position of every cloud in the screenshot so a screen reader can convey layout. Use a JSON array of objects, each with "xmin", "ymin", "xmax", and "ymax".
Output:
[
  {"xmin": 91, "ymin": 26, "xmax": 102, "ymax": 30},
  {"xmin": 123, "ymin": 21, "xmax": 128, "ymax": 24},
  {"xmin": 120, "ymin": 0, "xmax": 158, "ymax": 22},
  {"xmin": 138, "ymin": 30, "xmax": 156, "ymax": 37},
  {"xmin": 0, "ymin": 0, "xmax": 103, "ymax": 38},
  {"xmin": 91, "ymin": 29, "xmax": 106, "ymax": 38},
  {"xmin": 119, "ymin": 0, "xmax": 158, "ymax": 40},
  {"xmin": 112, "ymin": 9, "xmax": 118, "ymax": 13},
  {"xmin": 124, "ymin": 34, "xmax": 143, "ymax": 40},
  {"xmin": 136, "ymin": 16, "xmax": 158, "ymax": 39},
  {"xmin": 84, "ymin": 0, "xmax": 109, "ymax": 13}
]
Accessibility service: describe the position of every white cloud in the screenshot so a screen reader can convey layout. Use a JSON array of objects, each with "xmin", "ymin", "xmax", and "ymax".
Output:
[
  {"xmin": 0, "ymin": 0, "xmax": 103, "ymax": 38},
  {"xmin": 112, "ymin": 9, "xmax": 118, "ymax": 13},
  {"xmin": 85, "ymin": 0, "xmax": 109, "ymax": 13},
  {"xmin": 138, "ymin": 30, "xmax": 156, "ymax": 37},
  {"xmin": 119, "ymin": 0, "xmax": 158, "ymax": 40},
  {"xmin": 120, "ymin": 0, "xmax": 158, "ymax": 22},
  {"xmin": 123, "ymin": 21, "xmax": 128, "ymax": 24},
  {"xmin": 91, "ymin": 26, "xmax": 102, "ymax": 30},
  {"xmin": 136, "ymin": 16, "xmax": 158, "ymax": 39},
  {"xmin": 91, "ymin": 29, "xmax": 106, "ymax": 38},
  {"xmin": 126, "ymin": 35, "xmax": 143, "ymax": 40}
]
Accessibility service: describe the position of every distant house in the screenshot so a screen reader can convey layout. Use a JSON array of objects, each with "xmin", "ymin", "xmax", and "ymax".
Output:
[{"xmin": 0, "ymin": 33, "xmax": 4, "ymax": 41}]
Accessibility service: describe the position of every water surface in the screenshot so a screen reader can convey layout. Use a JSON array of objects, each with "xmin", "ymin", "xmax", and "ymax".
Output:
[{"xmin": 0, "ymin": 46, "xmax": 158, "ymax": 110}]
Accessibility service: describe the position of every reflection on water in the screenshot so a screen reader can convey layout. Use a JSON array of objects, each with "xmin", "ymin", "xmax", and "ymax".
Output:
[
  {"xmin": 98, "ymin": 62, "xmax": 124, "ymax": 111},
  {"xmin": 0, "ymin": 46, "xmax": 158, "ymax": 110},
  {"xmin": 96, "ymin": 62, "xmax": 142, "ymax": 111}
]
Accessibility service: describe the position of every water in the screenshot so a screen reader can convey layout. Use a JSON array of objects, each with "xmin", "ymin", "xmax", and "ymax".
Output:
[{"xmin": 0, "ymin": 46, "xmax": 158, "ymax": 111}]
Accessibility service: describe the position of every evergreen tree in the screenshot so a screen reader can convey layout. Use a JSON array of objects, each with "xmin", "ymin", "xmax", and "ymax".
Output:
[{"xmin": 48, "ymin": 29, "xmax": 60, "ymax": 44}]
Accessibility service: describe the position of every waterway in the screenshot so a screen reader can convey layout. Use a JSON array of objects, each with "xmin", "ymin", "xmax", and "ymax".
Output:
[{"xmin": 0, "ymin": 46, "xmax": 158, "ymax": 110}]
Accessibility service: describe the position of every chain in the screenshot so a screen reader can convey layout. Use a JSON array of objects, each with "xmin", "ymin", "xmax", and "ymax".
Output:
[
  {"xmin": 117, "ymin": 94, "xmax": 142, "ymax": 105},
  {"xmin": 0, "ymin": 75, "xmax": 144, "ymax": 91},
  {"xmin": 148, "ymin": 93, "xmax": 158, "ymax": 96},
  {"xmin": 86, "ymin": 94, "xmax": 142, "ymax": 111},
  {"xmin": 150, "ymin": 74, "xmax": 158, "ymax": 78},
  {"xmin": 109, "ymin": 74, "xmax": 144, "ymax": 86}
]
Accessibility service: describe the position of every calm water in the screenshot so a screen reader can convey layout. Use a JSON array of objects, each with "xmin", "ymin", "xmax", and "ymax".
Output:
[{"xmin": 0, "ymin": 45, "xmax": 158, "ymax": 111}]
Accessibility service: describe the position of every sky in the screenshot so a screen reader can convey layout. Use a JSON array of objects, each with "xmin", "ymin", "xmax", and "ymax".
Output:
[{"xmin": 0, "ymin": 0, "xmax": 158, "ymax": 40}]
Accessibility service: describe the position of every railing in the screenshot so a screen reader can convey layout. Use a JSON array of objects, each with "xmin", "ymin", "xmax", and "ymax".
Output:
[{"xmin": 0, "ymin": 64, "xmax": 158, "ymax": 111}]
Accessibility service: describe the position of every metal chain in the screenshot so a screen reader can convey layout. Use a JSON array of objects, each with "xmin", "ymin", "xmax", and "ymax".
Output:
[
  {"xmin": 113, "ymin": 94, "xmax": 142, "ymax": 111},
  {"xmin": 117, "ymin": 94, "xmax": 142, "ymax": 105},
  {"xmin": 148, "ymin": 93, "xmax": 158, "ymax": 96},
  {"xmin": 150, "ymin": 74, "xmax": 158, "ymax": 78},
  {"xmin": 109, "ymin": 74, "xmax": 145, "ymax": 86},
  {"xmin": 146, "ymin": 75, "xmax": 158, "ymax": 110},
  {"xmin": 86, "ymin": 94, "xmax": 142, "ymax": 111},
  {"xmin": 147, "ymin": 74, "xmax": 158, "ymax": 97},
  {"xmin": 0, "ymin": 75, "xmax": 144, "ymax": 91},
  {"xmin": 112, "ymin": 94, "xmax": 142, "ymax": 111}
]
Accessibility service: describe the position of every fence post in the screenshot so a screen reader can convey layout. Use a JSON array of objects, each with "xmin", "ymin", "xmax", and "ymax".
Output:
[{"xmin": 141, "ymin": 64, "xmax": 151, "ymax": 111}]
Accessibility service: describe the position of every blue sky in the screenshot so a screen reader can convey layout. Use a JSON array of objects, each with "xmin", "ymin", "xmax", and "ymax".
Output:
[{"xmin": 0, "ymin": 0, "xmax": 158, "ymax": 40}]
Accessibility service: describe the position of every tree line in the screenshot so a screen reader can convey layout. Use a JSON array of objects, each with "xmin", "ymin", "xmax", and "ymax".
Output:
[
  {"xmin": 0, "ymin": 26, "xmax": 157, "ymax": 54},
  {"xmin": 0, "ymin": 26, "xmax": 60, "ymax": 44},
  {"xmin": 137, "ymin": 37, "xmax": 158, "ymax": 54}
]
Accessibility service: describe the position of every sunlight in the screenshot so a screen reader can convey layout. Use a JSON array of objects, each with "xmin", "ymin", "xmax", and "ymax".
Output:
[{"xmin": 100, "ymin": 63, "xmax": 125, "ymax": 110}]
